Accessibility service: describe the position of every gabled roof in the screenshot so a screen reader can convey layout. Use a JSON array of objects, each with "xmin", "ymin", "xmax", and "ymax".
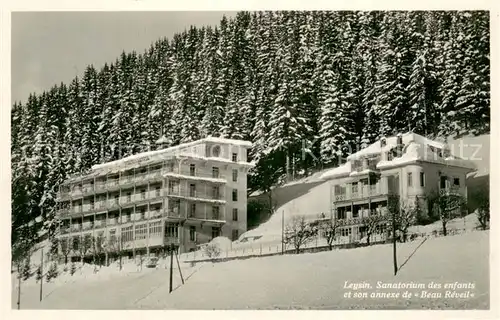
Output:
[{"xmin": 347, "ymin": 132, "xmax": 445, "ymax": 161}]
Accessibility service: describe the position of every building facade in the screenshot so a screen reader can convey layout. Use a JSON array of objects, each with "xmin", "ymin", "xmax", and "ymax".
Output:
[
  {"xmin": 55, "ymin": 137, "xmax": 253, "ymax": 260},
  {"xmin": 322, "ymin": 133, "xmax": 476, "ymax": 243}
]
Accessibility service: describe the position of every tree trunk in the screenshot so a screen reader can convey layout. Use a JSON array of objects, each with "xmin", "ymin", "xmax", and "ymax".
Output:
[
  {"xmin": 442, "ymin": 220, "xmax": 447, "ymax": 236},
  {"xmin": 366, "ymin": 234, "xmax": 371, "ymax": 246}
]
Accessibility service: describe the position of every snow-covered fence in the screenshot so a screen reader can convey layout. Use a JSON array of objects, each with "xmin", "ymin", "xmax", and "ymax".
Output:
[{"xmin": 178, "ymin": 225, "xmax": 478, "ymax": 264}]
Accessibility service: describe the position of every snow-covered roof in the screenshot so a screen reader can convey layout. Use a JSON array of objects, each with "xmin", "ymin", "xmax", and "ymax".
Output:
[
  {"xmin": 92, "ymin": 137, "xmax": 252, "ymax": 171},
  {"xmin": 347, "ymin": 132, "xmax": 445, "ymax": 161},
  {"xmin": 320, "ymin": 163, "xmax": 351, "ymax": 180},
  {"xmin": 202, "ymin": 136, "xmax": 253, "ymax": 148},
  {"xmin": 376, "ymin": 140, "xmax": 477, "ymax": 170},
  {"xmin": 63, "ymin": 137, "xmax": 253, "ymax": 184}
]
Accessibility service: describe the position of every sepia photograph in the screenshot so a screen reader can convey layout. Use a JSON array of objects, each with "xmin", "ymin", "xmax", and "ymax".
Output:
[{"xmin": 8, "ymin": 7, "xmax": 492, "ymax": 311}]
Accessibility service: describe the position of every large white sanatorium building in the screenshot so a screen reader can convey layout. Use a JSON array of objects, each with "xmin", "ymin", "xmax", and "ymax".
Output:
[{"xmin": 55, "ymin": 137, "xmax": 253, "ymax": 259}]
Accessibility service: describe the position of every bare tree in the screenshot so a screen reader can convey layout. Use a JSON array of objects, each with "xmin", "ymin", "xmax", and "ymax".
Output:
[
  {"xmin": 321, "ymin": 218, "xmax": 340, "ymax": 250},
  {"xmin": 60, "ymin": 238, "xmax": 71, "ymax": 265},
  {"xmin": 362, "ymin": 214, "xmax": 386, "ymax": 245},
  {"xmin": 431, "ymin": 192, "xmax": 467, "ymax": 236},
  {"xmin": 284, "ymin": 215, "xmax": 318, "ymax": 254},
  {"xmin": 81, "ymin": 234, "xmax": 93, "ymax": 265},
  {"xmin": 107, "ymin": 235, "xmax": 123, "ymax": 270},
  {"xmin": 92, "ymin": 234, "xmax": 105, "ymax": 271}
]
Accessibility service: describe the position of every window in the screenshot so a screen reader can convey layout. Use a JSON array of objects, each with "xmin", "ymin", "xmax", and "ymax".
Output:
[
  {"xmin": 149, "ymin": 221, "xmax": 162, "ymax": 236},
  {"xmin": 90, "ymin": 200, "xmax": 95, "ymax": 209},
  {"xmin": 440, "ymin": 176, "xmax": 448, "ymax": 189},
  {"xmin": 352, "ymin": 209, "xmax": 358, "ymax": 218},
  {"xmin": 212, "ymin": 167, "xmax": 219, "ymax": 178},
  {"xmin": 189, "ymin": 184, "xmax": 196, "ymax": 197},
  {"xmin": 453, "ymin": 177, "xmax": 460, "ymax": 187},
  {"xmin": 232, "ymin": 169, "xmax": 238, "ymax": 182},
  {"xmin": 407, "ymin": 172, "xmax": 413, "ymax": 187},
  {"xmin": 140, "ymin": 208, "xmax": 146, "ymax": 220},
  {"xmin": 212, "ymin": 206, "xmax": 220, "ymax": 219},
  {"xmin": 336, "ymin": 210, "xmax": 346, "ymax": 220},
  {"xmin": 114, "ymin": 194, "xmax": 119, "ymax": 204},
  {"xmin": 351, "ymin": 183, "xmax": 358, "ymax": 194},
  {"xmin": 135, "ymin": 223, "xmax": 147, "ymax": 240},
  {"xmin": 169, "ymin": 200, "xmax": 180, "ymax": 214},
  {"xmin": 190, "ymin": 203, "xmax": 196, "ymax": 217},
  {"xmin": 169, "ymin": 162, "xmax": 175, "ymax": 172},
  {"xmin": 190, "ymin": 226, "xmax": 196, "ymax": 241},
  {"xmin": 168, "ymin": 181, "xmax": 176, "ymax": 193},
  {"xmin": 155, "ymin": 186, "xmax": 161, "ymax": 197},
  {"xmin": 212, "ymin": 145, "xmax": 221, "ymax": 157},
  {"xmin": 232, "ymin": 229, "xmax": 239, "ymax": 241},
  {"xmin": 165, "ymin": 224, "xmax": 178, "ymax": 238},
  {"xmin": 232, "ymin": 189, "xmax": 238, "ymax": 201},
  {"xmin": 190, "ymin": 164, "xmax": 196, "ymax": 176},
  {"xmin": 232, "ymin": 153, "xmax": 238, "ymax": 162},
  {"xmin": 212, "ymin": 186, "xmax": 220, "ymax": 199},
  {"xmin": 141, "ymin": 189, "xmax": 146, "ymax": 199},
  {"xmin": 232, "ymin": 208, "xmax": 238, "ymax": 221},
  {"xmin": 72, "ymin": 237, "xmax": 80, "ymax": 250},
  {"xmin": 127, "ymin": 192, "xmax": 131, "ymax": 202},
  {"xmin": 211, "ymin": 227, "xmax": 220, "ymax": 239},
  {"xmin": 420, "ymin": 172, "xmax": 425, "ymax": 187},
  {"xmin": 121, "ymin": 226, "xmax": 133, "ymax": 242}
]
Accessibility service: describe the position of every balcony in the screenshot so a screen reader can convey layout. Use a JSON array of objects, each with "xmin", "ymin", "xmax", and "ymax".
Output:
[
  {"xmin": 164, "ymin": 167, "xmax": 226, "ymax": 184},
  {"xmin": 164, "ymin": 236, "xmax": 180, "ymax": 245},
  {"xmin": 334, "ymin": 184, "xmax": 387, "ymax": 202},
  {"xmin": 439, "ymin": 186, "xmax": 462, "ymax": 197},
  {"xmin": 166, "ymin": 187, "xmax": 225, "ymax": 203}
]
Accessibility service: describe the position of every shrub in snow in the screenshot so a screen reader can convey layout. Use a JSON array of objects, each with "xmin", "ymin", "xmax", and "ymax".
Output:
[
  {"xmin": 22, "ymin": 258, "xmax": 32, "ymax": 280},
  {"xmin": 204, "ymin": 243, "xmax": 221, "ymax": 259},
  {"xmin": 70, "ymin": 262, "xmax": 76, "ymax": 276},
  {"xmin": 46, "ymin": 262, "xmax": 58, "ymax": 282},
  {"xmin": 36, "ymin": 266, "xmax": 42, "ymax": 282}
]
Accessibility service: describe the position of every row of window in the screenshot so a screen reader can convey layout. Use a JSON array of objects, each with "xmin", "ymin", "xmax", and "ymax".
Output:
[
  {"xmin": 407, "ymin": 172, "xmax": 460, "ymax": 189},
  {"xmin": 67, "ymin": 225, "xmax": 240, "ymax": 250},
  {"xmin": 190, "ymin": 164, "xmax": 239, "ymax": 182}
]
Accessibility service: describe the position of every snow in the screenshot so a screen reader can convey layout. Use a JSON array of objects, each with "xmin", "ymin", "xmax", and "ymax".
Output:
[
  {"xmin": 347, "ymin": 132, "xmax": 445, "ymax": 161},
  {"xmin": 349, "ymin": 168, "xmax": 376, "ymax": 177},
  {"xmin": 12, "ymin": 231, "xmax": 489, "ymax": 309},
  {"xmin": 377, "ymin": 140, "xmax": 477, "ymax": 170},
  {"xmin": 202, "ymin": 136, "xmax": 252, "ymax": 148},
  {"xmin": 91, "ymin": 137, "xmax": 252, "ymax": 172},
  {"xmin": 206, "ymin": 236, "xmax": 233, "ymax": 251},
  {"xmin": 163, "ymin": 172, "xmax": 226, "ymax": 183},
  {"xmin": 320, "ymin": 163, "xmax": 351, "ymax": 180}
]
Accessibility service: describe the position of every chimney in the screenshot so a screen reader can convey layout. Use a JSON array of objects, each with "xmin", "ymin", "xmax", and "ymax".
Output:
[{"xmin": 396, "ymin": 133, "xmax": 403, "ymax": 146}]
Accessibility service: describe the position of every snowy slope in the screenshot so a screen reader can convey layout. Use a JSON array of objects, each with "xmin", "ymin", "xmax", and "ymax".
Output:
[
  {"xmin": 243, "ymin": 180, "xmax": 332, "ymax": 243},
  {"xmin": 138, "ymin": 231, "xmax": 489, "ymax": 309},
  {"xmin": 14, "ymin": 231, "xmax": 488, "ymax": 309}
]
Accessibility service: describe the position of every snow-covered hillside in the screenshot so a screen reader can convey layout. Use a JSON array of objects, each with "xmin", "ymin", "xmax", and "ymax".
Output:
[{"xmin": 13, "ymin": 231, "xmax": 489, "ymax": 309}]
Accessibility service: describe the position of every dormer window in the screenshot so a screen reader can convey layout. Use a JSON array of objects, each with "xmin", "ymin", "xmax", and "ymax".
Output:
[{"xmin": 381, "ymin": 137, "xmax": 387, "ymax": 147}]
